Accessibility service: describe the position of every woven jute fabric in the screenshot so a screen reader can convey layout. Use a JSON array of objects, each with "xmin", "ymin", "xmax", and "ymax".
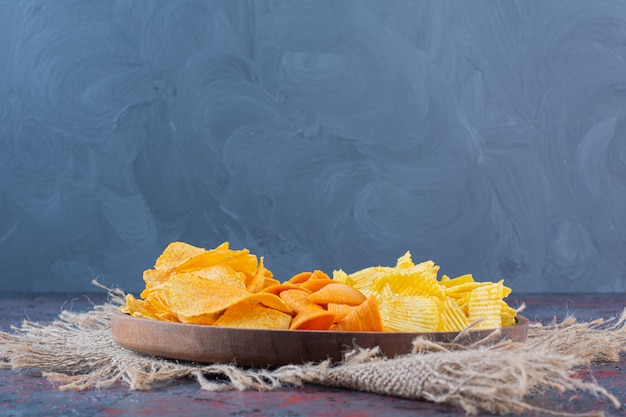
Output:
[{"xmin": 1, "ymin": 287, "xmax": 624, "ymax": 417}]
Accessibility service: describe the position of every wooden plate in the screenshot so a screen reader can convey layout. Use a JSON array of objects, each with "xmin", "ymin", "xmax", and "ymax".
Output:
[{"xmin": 111, "ymin": 310, "xmax": 528, "ymax": 367}]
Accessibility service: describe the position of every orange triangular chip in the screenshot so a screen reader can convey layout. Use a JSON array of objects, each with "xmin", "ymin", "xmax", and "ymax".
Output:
[
  {"xmin": 299, "ymin": 270, "xmax": 333, "ymax": 292},
  {"xmin": 261, "ymin": 282, "xmax": 307, "ymax": 295},
  {"xmin": 289, "ymin": 309, "xmax": 335, "ymax": 330},
  {"xmin": 279, "ymin": 289, "xmax": 318, "ymax": 313},
  {"xmin": 288, "ymin": 271, "xmax": 313, "ymax": 284},
  {"xmin": 327, "ymin": 303, "xmax": 352, "ymax": 322},
  {"xmin": 308, "ymin": 283, "xmax": 367, "ymax": 306},
  {"xmin": 332, "ymin": 296, "xmax": 383, "ymax": 332}
]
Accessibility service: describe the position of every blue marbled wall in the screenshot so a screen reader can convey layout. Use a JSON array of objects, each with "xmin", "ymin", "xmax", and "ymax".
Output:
[{"xmin": 1, "ymin": 0, "xmax": 625, "ymax": 293}]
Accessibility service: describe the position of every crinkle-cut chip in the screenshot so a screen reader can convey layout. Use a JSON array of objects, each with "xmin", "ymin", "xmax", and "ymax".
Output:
[
  {"xmin": 308, "ymin": 283, "xmax": 367, "ymax": 306},
  {"xmin": 457, "ymin": 293, "xmax": 470, "ymax": 314},
  {"xmin": 467, "ymin": 308, "xmax": 502, "ymax": 330},
  {"xmin": 444, "ymin": 281, "xmax": 490, "ymax": 297},
  {"xmin": 499, "ymin": 300, "xmax": 518, "ymax": 327},
  {"xmin": 395, "ymin": 251, "xmax": 413, "ymax": 269},
  {"xmin": 154, "ymin": 241, "xmax": 207, "ymax": 271},
  {"xmin": 500, "ymin": 281, "xmax": 512, "ymax": 298},
  {"xmin": 290, "ymin": 308, "xmax": 336, "ymax": 330},
  {"xmin": 327, "ymin": 303, "xmax": 352, "ymax": 322},
  {"xmin": 124, "ymin": 294, "xmax": 160, "ymax": 320},
  {"xmin": 279, "ymin": 289, "xmax": 319, "ymax": 314},
  {"xmin": 467, "ymin": 283, "xmax": 504, "ymax": 330},
  {"xmin": 165, "ymin": 273, "xmax": 292, "ymax": 317},
  {"xmin": 344, "ymin": 266, "xmax": 389, "ymax": 289},
  {"xmin": 500, "ymin": 299, "xmax": 517, "ymax": 317},
  {"xmin": 348, "ymin": 261, "xmax": 440, "ymax": 298},
  {"xmin": 439, "ymin": 274, "xmax": 474, "ymax": 288},
  {"xmin": 214, "ymin": 302, "xmax": 292, "ymax": 329},
  {"xmin": 261, "ymin": 282, "xmax": 308, "ymax": 295},
  {"xmin": 438, "ymin": 297, "xmax": 469, "ymax": 332},
  {"xmin": 378, "ymin": 294, "xmax": 439, "ymax": 333},
  {"xmin": 332, "ymin": 296, "xmax": 383, "ymax": 332},
  {"xmin": 369, "ymin": 267, "xmax": 442, "ymax": 298},
  {"xmin": 331, "ymin": 269, "xmax": 354, "ymax": 286}
]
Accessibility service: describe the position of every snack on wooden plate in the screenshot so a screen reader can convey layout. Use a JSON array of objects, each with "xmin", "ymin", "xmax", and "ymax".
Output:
[{"xmin": 121, "ymin": 242, "xmax": 517, "ymax": 333}]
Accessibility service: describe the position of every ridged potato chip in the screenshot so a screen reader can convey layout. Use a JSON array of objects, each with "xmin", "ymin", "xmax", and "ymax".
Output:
[{"xmin": 333, "ymin": 251, "xmax": 516, "ymax": 332}]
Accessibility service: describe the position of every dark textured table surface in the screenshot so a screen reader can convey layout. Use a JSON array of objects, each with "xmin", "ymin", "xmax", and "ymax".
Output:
[{"xmin": 1, "ymin": 293, "xmax": 625, "ymax": 417}]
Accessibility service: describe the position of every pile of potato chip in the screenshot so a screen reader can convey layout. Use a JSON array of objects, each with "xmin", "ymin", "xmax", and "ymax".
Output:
[
  {"xmin": 121, "ymin": 241, "xmax": 517, "ymax": 332},
  {"xmin": 121, "ymin": 241, "xmax": 383, "ymax": 331},
  {"xmin": 333, "ymin": 251, "xmax": 517, "ymax": 332}
]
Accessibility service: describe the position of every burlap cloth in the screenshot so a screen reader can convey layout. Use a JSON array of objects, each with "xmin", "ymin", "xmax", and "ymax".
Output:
[{"xmin": 1, "ymin": 286, "xmax": 624, "ymax": 417}]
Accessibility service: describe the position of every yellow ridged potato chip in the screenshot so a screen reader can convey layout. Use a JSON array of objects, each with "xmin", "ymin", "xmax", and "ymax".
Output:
[
  {"xmin": 377, "ymin": 289, "xmax": 439, "ymax": 332},
  {"xmin": 333, "ymin": 251, "xmax": 516, "ymax": 332}
]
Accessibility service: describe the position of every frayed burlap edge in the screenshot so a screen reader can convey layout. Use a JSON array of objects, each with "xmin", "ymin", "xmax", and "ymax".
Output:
[{"xmin": 1, "ymin": 282, "xmax": 624, "ymax": 417}]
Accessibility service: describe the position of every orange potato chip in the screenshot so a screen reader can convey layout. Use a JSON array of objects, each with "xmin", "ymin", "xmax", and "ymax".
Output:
[
  {"xmin": 214, "ymin": 302, "xmax": 291, "ymax": 330},
  {"xmin": 191, "ymin": 264, "xmax": 247, "ymax": 289},
  {"xmin": 142, "ymin": 268, "xmax": 173, "ymax": 288},
  {"xmin": 154, "ymin": 241, "xmax": 207, "ymax": 271},
  {"xmin": 308, "ymin": 283, "xmax": 367, "ymax": 306},
  {"xmin": 124, "ymin": 294, "xmax": 160, "ymax": 320},
  {"xmin": 178, "ymin": 312, "xmax": 222, "ymax": 325},
  {"xmin": 143, "ymin": 290, "xmax": 178, "ymax": 322},
  {"xmin": 246, "ymin": 257, "xmax": 268, "ymax": 293},
  {"xmin": 175, "ymin": 246, "xmax": 257, "ymax": 278},
  {"xmin": 165, "ymin": 273, "xmax": 292, "ymax": 318}
]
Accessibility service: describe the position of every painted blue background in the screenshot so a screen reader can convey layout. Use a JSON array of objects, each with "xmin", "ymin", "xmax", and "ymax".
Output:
[{"xmin": 1, "ymin": 1, "xmax": 625, "ymax": 293}]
